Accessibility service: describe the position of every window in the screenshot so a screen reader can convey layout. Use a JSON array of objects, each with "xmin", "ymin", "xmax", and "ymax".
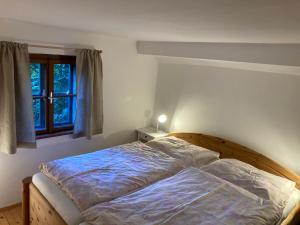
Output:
[{"xmin": 30, "ymin": 54, "xmax": 76, "ymax": 137}]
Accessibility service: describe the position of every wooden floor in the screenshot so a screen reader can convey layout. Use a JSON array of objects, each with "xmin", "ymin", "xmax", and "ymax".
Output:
[{"xmin": 0, "ymin": 204, "xmax": 22, "ymax": 225}]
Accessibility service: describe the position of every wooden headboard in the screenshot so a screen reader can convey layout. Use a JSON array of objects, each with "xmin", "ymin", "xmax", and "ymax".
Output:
[{"xmin": 168, "ymin": 132, "xmax": 300, "ymax": 189}]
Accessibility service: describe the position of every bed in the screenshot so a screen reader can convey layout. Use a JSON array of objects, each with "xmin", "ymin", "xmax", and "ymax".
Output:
[{"xmin": 22, "ymin": 133, "xmax": 300, "ymax": 225}]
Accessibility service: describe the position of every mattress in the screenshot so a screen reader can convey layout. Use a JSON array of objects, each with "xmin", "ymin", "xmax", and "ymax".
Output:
[{"xmin": 32, "ymin": 172, "xmax": 82, "ymax": 225}]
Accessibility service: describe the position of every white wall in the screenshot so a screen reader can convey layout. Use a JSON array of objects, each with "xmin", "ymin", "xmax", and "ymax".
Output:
[
  {"xmin": 0, "ymin": 19, "xmax": 157, "ymax": 207},
  {"xmin": 154, "ymin": 60, "xmax": 300, "ymax": 175}
]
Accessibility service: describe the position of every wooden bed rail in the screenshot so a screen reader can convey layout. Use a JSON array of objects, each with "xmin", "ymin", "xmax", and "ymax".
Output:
[
  {"xmin": 22, "ymin": 176, "xmax": 67, "ymax": 225},
  {"xmin": 281, "ymin": 203, "xmax": 300, "ymax": 225}
]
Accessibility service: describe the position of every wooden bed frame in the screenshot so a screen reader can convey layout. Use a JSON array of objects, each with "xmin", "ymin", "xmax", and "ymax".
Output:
[{"xmin": 22, "ymin": 132, "xmax": 300, "ymax": 225}]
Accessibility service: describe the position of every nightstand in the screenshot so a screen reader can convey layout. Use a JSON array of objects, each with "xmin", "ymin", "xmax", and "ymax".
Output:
[{"xmin": 136, "ymin": 127, "xmax": 167, "ymax": 142}]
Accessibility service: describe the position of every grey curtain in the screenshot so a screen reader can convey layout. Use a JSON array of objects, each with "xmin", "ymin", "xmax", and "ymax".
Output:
[
  {"xmin": 0, "ymin": 41, "xmax": 36, "ymax": 154},
  {"xmin": 73, "ymin": 49, "xmax": 103, "ymax": 139}
]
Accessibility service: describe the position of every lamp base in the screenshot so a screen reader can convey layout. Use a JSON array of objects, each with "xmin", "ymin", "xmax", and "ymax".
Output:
[{"xmin": 156, "ymin": 123, "xmax": 166, "ymax": 133}]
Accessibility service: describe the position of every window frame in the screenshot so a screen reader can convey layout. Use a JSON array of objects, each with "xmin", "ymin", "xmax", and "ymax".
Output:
[{"xmin": 30, "ymin": 54, "xmax": 77, "ymax": 138}]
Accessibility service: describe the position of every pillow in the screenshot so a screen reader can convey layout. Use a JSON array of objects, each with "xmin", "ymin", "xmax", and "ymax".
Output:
[
  {"xmin": 146, "ymin": 136, "xmax": 219, "ymax": 168},
  {"xmin": 282, "ymin": 188, "xmax": 300, "ymax": 219},
  {"xmin": 201, "ymin": 159, "xmax": 296, "ymax": 208}
]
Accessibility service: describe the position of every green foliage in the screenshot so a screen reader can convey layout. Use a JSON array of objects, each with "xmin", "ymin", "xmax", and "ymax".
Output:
[
  {"xmin": 32, "ymin": 99, "xmax": 41, "ymax": 127},
  {"xmin": 53, "ymin": 64, "xmax": 72, "ymax": 125},
  {"xmin": 54, "ymin": 98, "xmax": 71, "ymax": 125},
  {"xmin": 54, "ymin": 64, "xmax": 71, "ymax": 93},
  {"xmin": 30, "ymin": 64, "xmax": 41, "ymax": 95}
]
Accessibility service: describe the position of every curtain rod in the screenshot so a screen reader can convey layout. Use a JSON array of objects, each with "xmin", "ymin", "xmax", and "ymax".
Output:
[{"xmin": 28, "ymin": 44, "xmax": 102, "ymax": 53}]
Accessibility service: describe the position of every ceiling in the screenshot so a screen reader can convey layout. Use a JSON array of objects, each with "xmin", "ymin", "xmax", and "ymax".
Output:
[{"xmin": 1, "ymin": 0, "xmax": 300, "ymax": 43}]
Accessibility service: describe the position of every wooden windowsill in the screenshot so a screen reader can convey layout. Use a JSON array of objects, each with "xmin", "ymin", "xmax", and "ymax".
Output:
[{"xmin": 36, "ymin": 130, "xmax": 73, "ymax": 140}]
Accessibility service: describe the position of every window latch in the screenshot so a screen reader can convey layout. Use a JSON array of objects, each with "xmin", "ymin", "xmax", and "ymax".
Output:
[{"xmin": 48, "ymin": 91, "xmax": 55, "ymax": 104}]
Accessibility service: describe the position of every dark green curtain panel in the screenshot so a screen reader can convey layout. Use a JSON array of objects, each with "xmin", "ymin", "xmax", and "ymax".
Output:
[
  {"xmin": 0, "ymin": 41, "xmax": 36, "ymax": 154},
  {"xmin": 73, "ymin": 49, "xmax": 103, "ymax": 139}
]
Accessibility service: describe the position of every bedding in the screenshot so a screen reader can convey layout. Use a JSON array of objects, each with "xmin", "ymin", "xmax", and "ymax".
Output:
[
  {"xmin": 32, "ymin": 173, "xmax": 82, "ymax": 225},
  {"xmin": 33, "ymin": 172, "xmax": 300, "ymax": 225},
  {"xmin": 282, "ymin": 188, "xmax": 300, "ymax": 218},
  {"xmin": 82, "ymin": 167, "xmax": 282, "ymax": 225},
  {"xmin": 40, "ymin": 142, "xmax": 182, "ymax": 211},
  {"xmin": 146, "ymin": 136, "xmax": 220, "ymax": 167},
  {"xmin": 201, "ymin": 158, "xmax": 296, "ymax": 208}
]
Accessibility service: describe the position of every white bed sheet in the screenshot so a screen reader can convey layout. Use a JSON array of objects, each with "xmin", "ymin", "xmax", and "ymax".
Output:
[{"xmin": 32, "ymin": 172, "xmax": 82, "ymax": 225}]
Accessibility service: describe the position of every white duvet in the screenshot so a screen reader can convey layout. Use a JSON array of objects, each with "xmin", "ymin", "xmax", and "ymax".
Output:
[
  {"xmin": 40, "ymin": 142, "xmax": 182, "ymax": 211},
  {"xmin": 82, "ymin": 167, "xmax": 282, "ymax": 225}
]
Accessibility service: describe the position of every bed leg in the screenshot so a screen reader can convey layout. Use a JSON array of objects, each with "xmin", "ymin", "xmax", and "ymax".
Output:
[{"xmin": 22, "ymin": 177, "xmax": 32, "ymax": 225}]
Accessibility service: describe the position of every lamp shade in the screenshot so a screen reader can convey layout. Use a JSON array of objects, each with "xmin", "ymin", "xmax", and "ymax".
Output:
[{"xmin": 158, "ymin": 114, "xmax": 167, "ymax": 123}]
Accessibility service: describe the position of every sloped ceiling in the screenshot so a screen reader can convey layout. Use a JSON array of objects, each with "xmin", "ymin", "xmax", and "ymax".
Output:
[
  {"xmin": 137, "ymin": 42, "xmax": 300, "ymax": 66},
  {"xmin": 0, "ymin": 0, "xmax": 300, "ymax": 43}
]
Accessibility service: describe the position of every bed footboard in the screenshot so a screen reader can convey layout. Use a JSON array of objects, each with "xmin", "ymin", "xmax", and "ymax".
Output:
[
  {"xmin": 23, "ymin": 177, "xmax": 31, "ymax": 225},
  {"xmin": 22, "ymin": 177, "xmax": 67, "ymax": 225}
]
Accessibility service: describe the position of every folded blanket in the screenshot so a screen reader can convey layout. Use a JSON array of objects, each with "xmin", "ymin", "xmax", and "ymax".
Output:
[
  {"xmin": 82, "ymin": 167, "xmax": 282, "ymax": 225},
  {"xmin": 40, "ymin": 142, "xmax": 182, "ymax": 210}
]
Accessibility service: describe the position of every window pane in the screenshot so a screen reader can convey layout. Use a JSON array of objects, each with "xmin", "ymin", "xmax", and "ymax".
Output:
[
  {"xmin": 30, "ymin": 64, "xmax": 41, "ymax": 95},
  {"xmin": 33, "ymin": 99, "xmax": 46, "ymax": 130},
  {"xmin": 53, "ymin": 97, "xmax": 72, "ymax": 127},
  {"xmin": 54, "ymin": 64, "xmax": 71, "ymax": 94},
  {"xmin": 72, "ymin": 96, "xmax": 77, "ymax": 123},
  {"xmin": 30, "ymin": 63, "xmax": 46, "ymax": 96},
  {"xmin": 73, "ymin": 68, "xmax": 76, "ymax": 94}
]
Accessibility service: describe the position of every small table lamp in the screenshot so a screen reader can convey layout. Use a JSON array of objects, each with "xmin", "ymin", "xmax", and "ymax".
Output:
[{"xmin": 156, "ymin": 114, "xmax": 167, "ymax": 132}]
